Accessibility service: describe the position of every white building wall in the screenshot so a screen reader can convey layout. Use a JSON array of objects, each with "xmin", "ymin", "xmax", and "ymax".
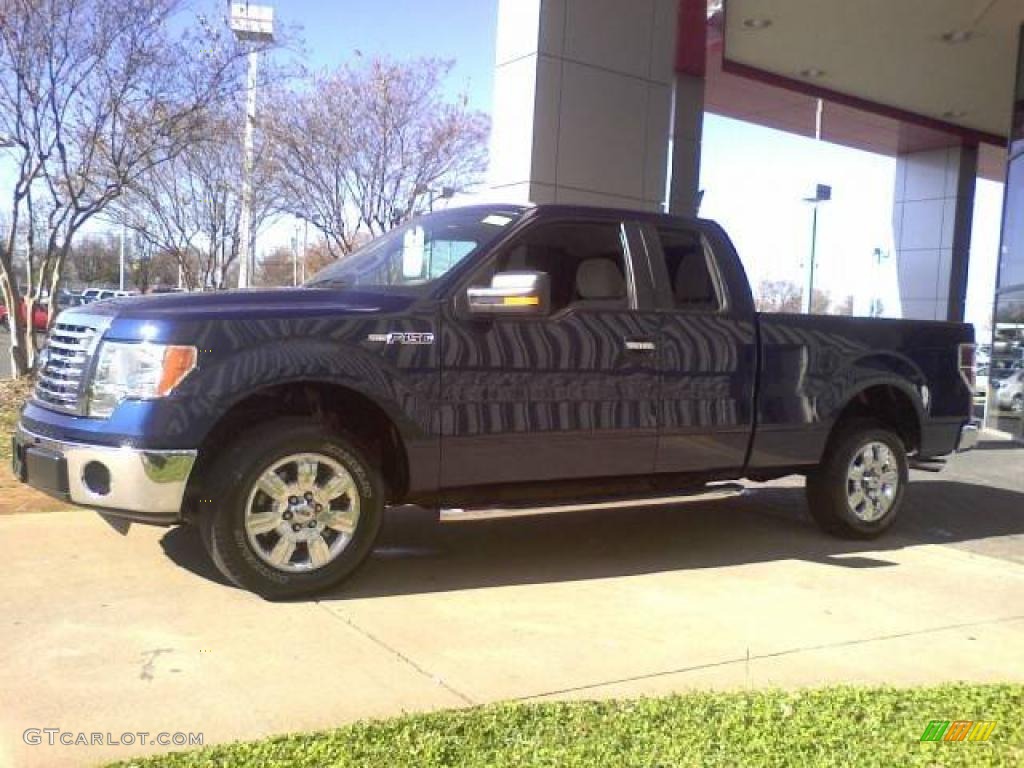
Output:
[{"xmin": 487, "ymin": 0, "xmax": 678, "ymax": 210}]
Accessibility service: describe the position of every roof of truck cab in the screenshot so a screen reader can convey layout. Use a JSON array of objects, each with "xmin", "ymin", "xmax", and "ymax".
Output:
[{"xmin": 517, "ymin": 203, "xmax": 708, "ymax": 228}]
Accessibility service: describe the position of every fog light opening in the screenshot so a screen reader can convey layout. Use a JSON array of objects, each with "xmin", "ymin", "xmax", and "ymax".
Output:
[{"xmin": 83, "ymin": 461, "xmax": 111, "ymax": 496}]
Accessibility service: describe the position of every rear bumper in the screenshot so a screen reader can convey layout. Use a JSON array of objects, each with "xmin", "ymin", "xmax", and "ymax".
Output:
[{"xmin": 12, "ymin": 425, "xmax": 195, "ymax": 524}]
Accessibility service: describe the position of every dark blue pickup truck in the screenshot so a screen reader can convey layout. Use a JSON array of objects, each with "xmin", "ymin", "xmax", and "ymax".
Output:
[{"xmin": 13, "ymin": 204, "xmax": 978, "ymax": 597}]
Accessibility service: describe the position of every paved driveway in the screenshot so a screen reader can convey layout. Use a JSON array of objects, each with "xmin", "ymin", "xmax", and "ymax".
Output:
[{"xmin": 0, "ymin": 437, "xmax": 1022, "ymax": 767}]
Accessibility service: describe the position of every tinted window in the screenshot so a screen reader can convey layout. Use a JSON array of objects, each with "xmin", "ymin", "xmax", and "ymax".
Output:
[
  {"xmin": 656, "ymin": 228, "xmax": 722, "ymax": 311},
  {"xmin": 486, "ymin": 222, "xmax": 630, "ymax": 312}
]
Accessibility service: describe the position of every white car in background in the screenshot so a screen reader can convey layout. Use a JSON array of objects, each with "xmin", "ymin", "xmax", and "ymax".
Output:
[
  {"xmin": 975, "ymin": 366, "xmax": 989, "ymax": 399},
  {"xmin": 80, "ymin": 288, "xmax": 134, "ymax": 304},
  {"xmin": 995, "ymin": 369, "xmax": 1024, "ymax": 413}
]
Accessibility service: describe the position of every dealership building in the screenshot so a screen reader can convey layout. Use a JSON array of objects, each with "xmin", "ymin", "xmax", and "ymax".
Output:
[{"xmin": 485, "ymin": 0, "xmax": 1024, "ymax": 436}]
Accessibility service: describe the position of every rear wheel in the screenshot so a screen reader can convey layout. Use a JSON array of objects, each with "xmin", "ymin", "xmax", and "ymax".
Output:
[
  {"xmin": 806, "ymin": 420, "xmax": 907, "ymax": 539},
  {"xmin": 199, "ymin": 419, "xmax": 383, "ymax": 599}
]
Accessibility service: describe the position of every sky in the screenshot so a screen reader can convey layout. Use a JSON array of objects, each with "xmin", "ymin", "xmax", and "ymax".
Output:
[{"xmin": 1, "ymin": 0, "xmax": 1008, "ymax": 332}]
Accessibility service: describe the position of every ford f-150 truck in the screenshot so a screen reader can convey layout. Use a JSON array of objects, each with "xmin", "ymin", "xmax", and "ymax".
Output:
[{"xmin": 13, "ymin": 204, "xmax": 978, "ymax": 598}]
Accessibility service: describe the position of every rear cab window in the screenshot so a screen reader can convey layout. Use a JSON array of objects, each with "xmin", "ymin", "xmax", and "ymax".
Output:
[{"xmin": 646, "ymin": 224, "xmax": 726, "ymax": 312}]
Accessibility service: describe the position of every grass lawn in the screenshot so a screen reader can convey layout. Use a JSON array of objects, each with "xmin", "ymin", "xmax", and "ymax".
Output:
[{"xmin": 108, "ymin": 684, "xmax": 1021, "ymax": 767}]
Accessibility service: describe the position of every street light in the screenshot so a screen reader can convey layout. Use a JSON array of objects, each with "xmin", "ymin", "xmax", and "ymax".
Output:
[
  {"xmin": 427, "ymin": 186, "xmax": 455, "ymax": 212},
  {"xmin": 228, "ymin": 1, "xmax": 274, "ymax": 290},
  {"xmin": 801, "ymin": 183, "xmax": 831, "ymax": 314}
]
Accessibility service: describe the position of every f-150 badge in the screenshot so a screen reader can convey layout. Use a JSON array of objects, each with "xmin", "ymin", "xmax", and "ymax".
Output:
[{"xmin": 366, "ymin": 332, "xmax": 435, "ymax": 345}]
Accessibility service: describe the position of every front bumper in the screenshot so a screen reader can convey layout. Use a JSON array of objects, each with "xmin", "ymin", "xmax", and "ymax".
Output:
[
  {"xmin": 956, "ymin": 421, "xmax": 979, "ymax": 452},
  {"xmin": 12, "ymin": 425, "xmax": 196, "ymax": 524}
]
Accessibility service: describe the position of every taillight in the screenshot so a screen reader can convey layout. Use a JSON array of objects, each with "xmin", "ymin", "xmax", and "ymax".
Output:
[{"xmin": 958, "ymin": 343, "xmax": 976, "ymax": 394}]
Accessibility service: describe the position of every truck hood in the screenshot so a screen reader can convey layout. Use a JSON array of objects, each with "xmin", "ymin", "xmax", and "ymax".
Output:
[{"xmin": 60, "ymin": 287, "xmax": 418, "ymax": 324}]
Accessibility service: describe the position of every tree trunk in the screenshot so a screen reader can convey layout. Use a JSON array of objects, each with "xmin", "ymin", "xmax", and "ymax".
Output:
[{"xmin": 1, "ymin": 272, "xmax": 30, "ymax": 378}]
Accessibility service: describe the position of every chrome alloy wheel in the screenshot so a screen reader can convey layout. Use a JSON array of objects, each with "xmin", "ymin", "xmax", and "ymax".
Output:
[
  {"xmin": 845, "ymin": 441, "xmax": 899, "ymax": 522},
  {"xmin": 244, "ymin": 452, "xmax": 360, "ymax": 573}
]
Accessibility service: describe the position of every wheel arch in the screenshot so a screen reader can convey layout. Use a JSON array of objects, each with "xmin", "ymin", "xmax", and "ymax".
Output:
[
  {"xmin": 184, "ymin": 380, "xmax": 410, "ymax": 515},
  {"xmin": 827, "ymin": 380, "xmax": 924, "ymax": 454}
]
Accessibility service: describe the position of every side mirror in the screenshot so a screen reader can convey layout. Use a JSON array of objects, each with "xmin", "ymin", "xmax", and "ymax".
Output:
[{"xmin": 466, "ymin": 270, "xmax": 551, "ymax": 316}]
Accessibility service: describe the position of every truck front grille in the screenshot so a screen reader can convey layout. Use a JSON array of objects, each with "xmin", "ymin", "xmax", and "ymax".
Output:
[{"xmin": 34, "ymin": 322, "xmax": 100, "ymax": 414}]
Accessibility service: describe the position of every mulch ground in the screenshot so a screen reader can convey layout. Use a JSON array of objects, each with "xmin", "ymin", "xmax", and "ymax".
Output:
[{"xmin": 0, "ymin": 376, "xmax": 78, "ymax": 515}]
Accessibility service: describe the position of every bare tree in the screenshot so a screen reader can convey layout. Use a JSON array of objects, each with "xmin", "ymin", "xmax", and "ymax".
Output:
[
  {"xmin": 66, "ymin": 234, "xmax": 119, "ymax": 287},
  {"xmin": 127, "ymin": 235, "xmax": 180, "ymax": 294},
  {"xmin": 256, "ymin": 245, "xmax": 296, "ymax": 287},
  {"xmin": 109, "ymin": 109, "xmax": 279, "ymax": 291},
  {"xmin": 266, "ymin": 57, "xmax": 489, "ymax": 259},
  {"xmin": 811, "ymin": 288, "xmax": 832, "ymax": 315},
  {"xmin": 755, "ymin": 280, "xmax": 803, "ymax": 314},
  {"xmin": 833, "ymin": 294, "xmax": 855, "ymax": 316},
  {"xmin": 0, "ymin": 0, "xmax": 252, "ymax": 376}
]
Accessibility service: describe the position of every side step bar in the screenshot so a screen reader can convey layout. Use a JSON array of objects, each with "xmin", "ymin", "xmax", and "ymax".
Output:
[
  {"xmin": 909, "ymin": 457, "xmax": 947, "ymax": 473},
  {"xmin": 440, "ymin": 482, "xmax": 745, "ymax": 522}
]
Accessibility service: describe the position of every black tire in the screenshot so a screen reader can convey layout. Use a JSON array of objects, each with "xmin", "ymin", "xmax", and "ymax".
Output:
[
  {"xmin": 805, "ymin": 419, "xmax": 908, "ymax": 539},
  {"xmin": 198, "ymin": 418, "xmax": 384, "ymax": 599}
]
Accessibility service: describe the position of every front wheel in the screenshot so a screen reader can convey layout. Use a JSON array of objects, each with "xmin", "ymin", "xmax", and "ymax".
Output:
[
  {"xmin": 199, "ymin": 419, "xmax": 384, "ymax": 599},
  {"xmin": 806, "ymin": 420, "xmax": 908, "ymax": 539}
]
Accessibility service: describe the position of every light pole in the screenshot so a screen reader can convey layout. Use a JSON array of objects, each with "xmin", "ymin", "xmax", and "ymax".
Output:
[
  {"xmin": 291, "ymin": 223, "xmax": 301, "ymax": 287},
  {"xmin": 801, "ymin": 183, "xmax": 831, "ymax": 314},
  {"xmin": 228, "ymin": 2, "xmax": 274, "ymax": 290},
  {"xmin": 427, "ymin": 185, "xmax": 455, "ymax": 212},
  {"xmin": 301, "ymin": 217, "xmax": 308, "ymax": 283},
  {"xmin": 119, "ymin": 222, "xmax": 127, "ymax": 291},
  {"xmin": 870, "ymin": 247, "xmax": 889, "ymax": 317}
]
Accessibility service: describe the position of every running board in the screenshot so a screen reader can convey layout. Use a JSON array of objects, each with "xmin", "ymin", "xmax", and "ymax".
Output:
[
  {"xmin": 439, "ymin": 482, "xmax": 745, "ymax": 522},
  {"xmin": 909, "ymin": 457, "xmax": 947, "ymax": 473}
]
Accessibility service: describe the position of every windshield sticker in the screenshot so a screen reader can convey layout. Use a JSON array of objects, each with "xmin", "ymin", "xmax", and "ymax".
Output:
[{"xmin": 482, "ymin": 214, "xmax": 512, "ymax": 227}]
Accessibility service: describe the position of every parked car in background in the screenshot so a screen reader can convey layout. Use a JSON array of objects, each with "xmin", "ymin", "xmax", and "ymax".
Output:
[
  {"xmin": 975, "ymin": 365, "xmax": 989, "ymax": 398},
  {"xmin": 147, "ymin": 286, "xmax": 185, "ymax": 295},
  {"xmin": 994, "ymin": 369, "xmax": 1024, "ymax": 413},
  {"xmin": 0, "ymin": 299, "xmax": 49, "ymax": 332},
  {"xmin": 57, "ymin": 290, "xmax": 84, "ymax": 310}
]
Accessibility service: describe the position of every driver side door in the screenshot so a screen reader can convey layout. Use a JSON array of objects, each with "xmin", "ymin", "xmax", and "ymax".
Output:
[{"xmin": 438, "ymin": 217, "xmax": 660, "ymax": 488}]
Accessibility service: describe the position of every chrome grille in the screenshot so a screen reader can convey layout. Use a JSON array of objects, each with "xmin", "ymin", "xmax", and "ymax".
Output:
[{"xmin": 34, "ymin": 321, "xmax": 100, "ymax": 414}]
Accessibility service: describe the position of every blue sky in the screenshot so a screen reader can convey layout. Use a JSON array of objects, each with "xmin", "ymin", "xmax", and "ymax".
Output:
[{"xmin": 254, "ymin": 0, "xmax": 498, "ymax": 111}]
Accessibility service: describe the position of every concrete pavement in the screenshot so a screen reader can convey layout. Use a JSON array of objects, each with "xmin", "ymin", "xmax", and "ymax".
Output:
[{"xmin": 0, "ymin": 437, "xmax": 1022, "ymax": 767}]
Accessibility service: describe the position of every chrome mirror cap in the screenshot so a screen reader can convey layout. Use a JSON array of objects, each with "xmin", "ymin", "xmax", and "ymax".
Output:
[{"xmin": 467, "ymin": 270, "xmax": 551, "ymax": 316}]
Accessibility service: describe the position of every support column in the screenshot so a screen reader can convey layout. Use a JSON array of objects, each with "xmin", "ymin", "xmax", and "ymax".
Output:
[
  {"xmin": 487, "ymin": 0, "xmax": 679, "ymax": 211},
  {"xmin": 892, "ymin": 144, "xmax": 978, "ymax": 321},
  {"xmin": 666, "ymin": 0, "xmax": 707, "ymax": 217},
  {"xmin": 666, "ymin": 74, "xmax": 704, "ymax": 216}
]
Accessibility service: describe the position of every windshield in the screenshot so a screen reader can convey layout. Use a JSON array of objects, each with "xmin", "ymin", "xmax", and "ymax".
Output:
[{"xmin": 306, "ymin": 207, "xmax": 524, "ymax": 290}]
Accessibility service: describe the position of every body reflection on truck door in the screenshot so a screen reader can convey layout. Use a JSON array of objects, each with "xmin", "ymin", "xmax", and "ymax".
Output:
[
  {"xmin": 439, "ymin": 219, "xmax": 660, "ymax": 487},
  {"xmin": 643, "ymin": 223, "xmax": 758, "ymax": 473}
]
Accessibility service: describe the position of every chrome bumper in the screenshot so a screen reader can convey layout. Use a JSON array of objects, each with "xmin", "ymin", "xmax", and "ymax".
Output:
[
  {"xmin": 956, "ymin": 422, "xmax": 979, "ymax": 452},
  {"xmin": 13, "ymin": 425, "xmax": 196, "ymax": 518}
]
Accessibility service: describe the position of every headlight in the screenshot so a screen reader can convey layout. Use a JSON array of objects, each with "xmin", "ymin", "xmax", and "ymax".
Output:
[{"xmin": 87, "ymin": 342, "xmax": 197, "ymax": 418}]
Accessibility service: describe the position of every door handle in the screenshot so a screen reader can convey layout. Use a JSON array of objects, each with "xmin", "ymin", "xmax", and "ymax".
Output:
[{"xmin": 624, "ymin": 339, "xmax": 657, "ymax": 353}]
